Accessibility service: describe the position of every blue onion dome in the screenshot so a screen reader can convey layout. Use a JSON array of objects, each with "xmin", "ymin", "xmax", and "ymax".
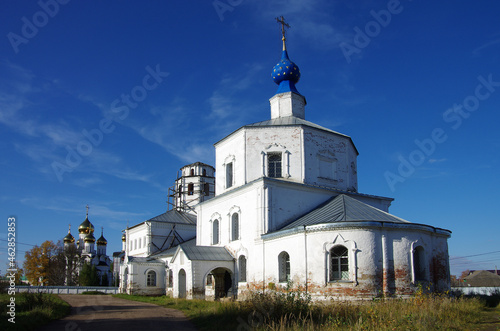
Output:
[{"xmin": 272, "ymin": 50, "xmax": 301, "ymax": 95}]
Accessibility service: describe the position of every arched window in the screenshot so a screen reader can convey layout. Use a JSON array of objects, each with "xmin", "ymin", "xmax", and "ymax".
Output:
[
  {"xmin": 204, "ymin": 183, "xmax": 210, "ymax": 196},
  {"xmin": 190, "ymin": 168, "xmax": 195, "ymax": 176},
  {"xmin": 413, "ymin": 246, "xmax": 426, "ymax": 281},
  {"xmin": 202, "ymin": 169, "xmax": 207, "ymax": 176},
  {"xmin": 239, "ymin": 256, "xmax": 247, "ymax": 282},
  {"xmin": 188, "ymin": 183, "xmax": 194, "ymax": 195},
  {"xmin": 147, "ymin": 270, "xmax": 156, "ymax": 287},
  {"xmin": 178, "ymin": 184, "xmax": 182, "ymax": 194},
  {"xmin": 167, "ymin": 269, "xmax": 173, "ymax": 287},
  {"xmin": 278, "ymin": 251, "xmax": 290, "ymax": 282},
  {"xmin": 330, "ymin": 245, "xmax": 349, "ymax": 281},
  {"xmin": 212, "ymin": 219, "xmax": 219, "ymax": 245},
  {"xmin": 226, "ymin": 162, "xmax": 233, "ymax": 188},
  {"xmin": 231, "ymin": 213, "xmax": 239, "ymax": 241}
]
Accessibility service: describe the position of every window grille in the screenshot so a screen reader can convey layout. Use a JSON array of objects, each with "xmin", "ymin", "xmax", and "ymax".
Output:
[
  {"xmin": 268, "ymin": 153, "xmax": 282, "ymax": 178},
  {"xmin": 212, "ymin": 219, "xmax": 219, "ymax": 245},
  {"xmin": 330, "ymin": 246, "xmax": 349, "ymax": 281},
  {"xmin": 226, "ymin": 162, "xmax": 233, "ymax": 188},
  {"xmin": 279, "ymin": 252, "xmax": 290, "ymax": 282},
  {"xmin": 239, "ymin": 256, "xmax": 247, "ymax": 282},
  {"xmin": 147, "ymin": 270, "xmax": 156, "ymax": 287},
  {"xmin": 231, "ymin": 213, "xmax": 239, "ymax": 241}
]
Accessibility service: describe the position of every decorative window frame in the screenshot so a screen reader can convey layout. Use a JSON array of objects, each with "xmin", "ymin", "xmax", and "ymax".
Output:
[
  {"xmin": 261, "ymin": 144, "xmax": 291, "ymax": 178},
  {"xmin": 323, "ymin": 234, "xmax": 358, "ymax": 285},
  {"xmin": 223, "ymin": 155, "xmax": 235, "ymax": 189},
  {"xmin": 228, "ymin": 206, "xmax": 241, "ymax": 241},
  {"xmin": 210, "ymin": 213, "xmax": 221, "ymax": 245}
]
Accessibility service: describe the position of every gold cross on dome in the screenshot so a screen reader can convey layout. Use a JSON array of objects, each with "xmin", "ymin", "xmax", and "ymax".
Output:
[{"xmin": 276, "ymin": 16, "xmax": 290, "ymax": 51}]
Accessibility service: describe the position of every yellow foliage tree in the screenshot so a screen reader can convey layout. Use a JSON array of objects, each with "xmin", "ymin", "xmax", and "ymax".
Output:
[
  {"xmin": 23, "ymin": 240, "xmax": 60, "ymax": 285},
  {"xmin": 4, "ymin": 261, "xmax": 24, "ymax": 284}
]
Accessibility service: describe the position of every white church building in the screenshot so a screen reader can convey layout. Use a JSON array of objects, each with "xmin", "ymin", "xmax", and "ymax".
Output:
[{"xmin": 117, "ymin": 21, "xmax": 451, "ymax": 300}]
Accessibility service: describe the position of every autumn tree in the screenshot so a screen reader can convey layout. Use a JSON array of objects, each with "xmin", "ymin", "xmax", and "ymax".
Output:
[{"xmin": 23, "ymin": 240, "xmax": 76, "ymax": 286}]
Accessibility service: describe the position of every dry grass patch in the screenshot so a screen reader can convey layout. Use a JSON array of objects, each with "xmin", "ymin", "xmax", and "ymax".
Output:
[{"xmin": 114, "ymin": 290, "xmax": 496, "ymax": 331}]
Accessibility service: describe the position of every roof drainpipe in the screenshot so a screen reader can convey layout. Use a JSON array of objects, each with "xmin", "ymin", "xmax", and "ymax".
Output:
[
  {"xmin": 263, "ymin": 240, "xmax": 266, "ymax": 293},
  {"xmin": 304, "ymin": 225, "xmax": 308, "ymax": 294}
]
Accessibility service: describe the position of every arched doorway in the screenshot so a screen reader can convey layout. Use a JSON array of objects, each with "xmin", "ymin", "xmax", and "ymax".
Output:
[
  {"xmin": 178, "ymin": 269, "xmax": 186, "ymax": 298},
  {"xmin": 207, "ymin": 267, "xmax": 233, "ymax": 300}
]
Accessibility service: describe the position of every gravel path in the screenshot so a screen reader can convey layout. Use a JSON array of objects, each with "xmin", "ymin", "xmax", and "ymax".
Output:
[{"xmin": 37, "ymin": 294, "xmax": 197, "ymax": 331}]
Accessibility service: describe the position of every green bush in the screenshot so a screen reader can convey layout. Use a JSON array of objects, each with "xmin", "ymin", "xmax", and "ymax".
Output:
[{"xmin": 0, "ymin": 293, "xmax": 70, "ymax": 331}]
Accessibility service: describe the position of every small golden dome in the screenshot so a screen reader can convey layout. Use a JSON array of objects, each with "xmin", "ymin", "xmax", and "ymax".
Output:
[
  {"xmin": 63, "ymin": 232, "xmax": 75, "ymax": 243},
  {"xmin": 84, "ymin": 232, "xmax": 95, "ymax": 243},
  {"xmin": 63, "ymin": 225, "xmax": 75, "ymax": 243},
  {"xmin": 96, "ymin": 229, "xmax": 107, "ymax": 245}
]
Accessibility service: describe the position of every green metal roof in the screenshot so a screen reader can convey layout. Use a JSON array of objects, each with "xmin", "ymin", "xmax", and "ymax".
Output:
[
  {"xmin": 128, "ymin": 209, "xmax": 196, "ymax": 230},
  {"xmin": 148, "ymin": 210, "xmax": 196, "ymax": 225},
  {"xmin": 281, "ymin": 194, "xmax": 409, "ymax": 230},
  {"xmin": 177, "ymin": 243, "xmax": 234, "ymax": 262}
]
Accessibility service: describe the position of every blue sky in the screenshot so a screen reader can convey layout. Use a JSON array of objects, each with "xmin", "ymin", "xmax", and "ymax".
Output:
[{"xmin": 1, "ymin": 0, "xmax": 499, "ymax": 277}]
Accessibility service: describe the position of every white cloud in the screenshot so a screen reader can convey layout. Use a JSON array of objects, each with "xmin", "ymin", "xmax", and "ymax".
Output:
[
  {"xmin": 0, "ymin": 62, "xmax": 158, "ymax": 187},
  {"xmin": 20, "ymin": 196, "xmax": 150, "ymax": 223}
]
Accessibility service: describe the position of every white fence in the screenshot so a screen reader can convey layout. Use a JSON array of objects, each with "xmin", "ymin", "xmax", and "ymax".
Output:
[
  {"xmin": 15, "ymin": 286, "xmax": 119, "ymax": 294},
  {"xmin": 451, "ymin": 287, "xmax": 500, "ymax": 296}
]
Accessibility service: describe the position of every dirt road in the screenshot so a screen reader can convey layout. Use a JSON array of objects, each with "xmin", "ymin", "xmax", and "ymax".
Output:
[{"xmin": 37, "ymin": 294, "xmax": 197, "ymax": 331}]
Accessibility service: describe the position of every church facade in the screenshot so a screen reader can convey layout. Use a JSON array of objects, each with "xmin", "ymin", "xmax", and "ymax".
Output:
[
  {"xmin": 63, "ymin": 208, "xmax": 113, "ymax": 285},
  {"xmin": 117, "ymin": 23, "xmax": 451, "ymax": 300}
]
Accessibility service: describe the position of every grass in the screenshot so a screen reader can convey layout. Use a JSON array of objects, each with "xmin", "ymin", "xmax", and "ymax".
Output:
[
  {"xmin": 0, "ymin": 292, "xmax": 71, "ymax": 331},
  {"xmin": 114, "ymin": 290, "xmax": 500, "ymax": 331},
  {"xmin": 0, "ymin": 289, "xmax": 495, "ymax": 330}
]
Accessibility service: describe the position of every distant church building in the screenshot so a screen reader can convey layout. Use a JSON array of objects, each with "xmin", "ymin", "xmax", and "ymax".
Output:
[
  {"xmin": 63, "ymin": 206, "xmax": 112, "ymax": 285},
  {"xmin": 116, "ymin": 19, "xmax": 451, "ymax": 300}
]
